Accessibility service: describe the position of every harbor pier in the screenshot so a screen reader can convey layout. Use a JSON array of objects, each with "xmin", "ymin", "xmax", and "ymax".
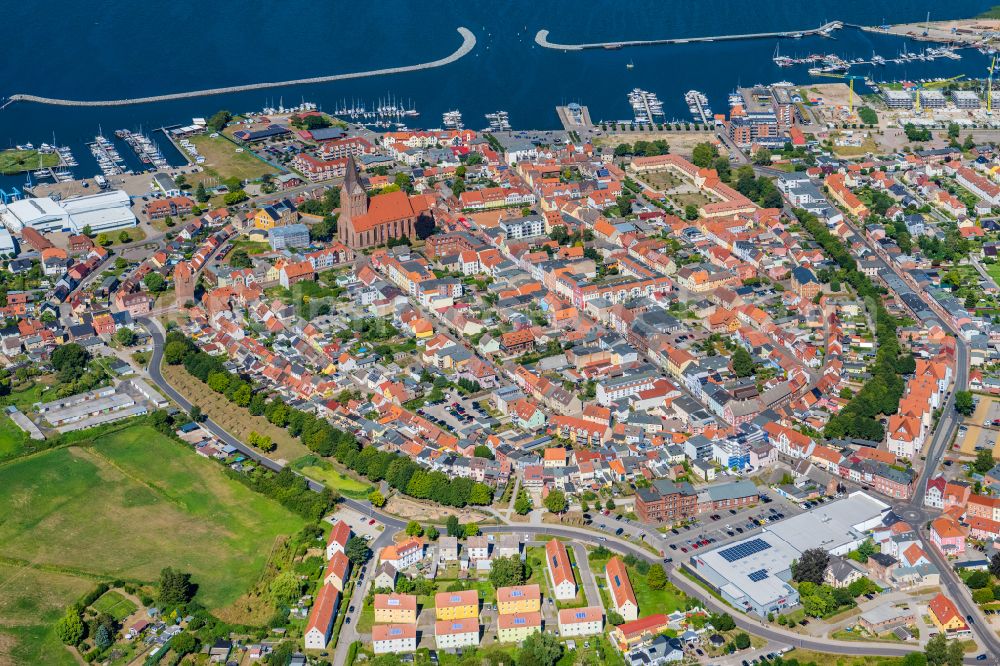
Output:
[
  {"xmin": 4, "ymin": 28, "xmax": 476, "ymax": 108},
  {"xmin": 535, "ymin": 21, "xmax": 843, "ymax": 51}
]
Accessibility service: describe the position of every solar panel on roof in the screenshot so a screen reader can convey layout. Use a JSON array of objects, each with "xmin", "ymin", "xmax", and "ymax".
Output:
[
  {"xmin": 575, "ymin": 611, "xmax": 587, "ymax": 619},
  {"xmin": 511, "ymin": 590, "xmax": 522, "ymax": 597},
  {"xmin": 748, "ymin": 569, "xmax": 769, "ymax": 582},
  {"xmin": 718, "ymin": 538, "xmax": 771, "ymax": 563},
  {"xmin": 389, "ymin": 628, "xmax": 402, "ymax": 636},
  {"xmin": 451, "ymin": 595, "xmax": 461, "ymax": 602},
  {"xmin": 452, "ymin": 623, "xmax": 463, "ymax": 630},
  {"xmin": 514, "ymin": 617, "xmax": 525, "ymax": 625}
]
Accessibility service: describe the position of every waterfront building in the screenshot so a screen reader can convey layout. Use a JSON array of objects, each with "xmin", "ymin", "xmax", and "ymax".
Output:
[
  {"xmin": 883, "ymin": 90, "xmax": 914, "ymax": 109},
  {"xmin": 1, "ymin": 191, "xmax": 136, "ymax": 235},
  {"xmin": 952, "ymin": 91, "xmax": 980, "ymax": 109}
]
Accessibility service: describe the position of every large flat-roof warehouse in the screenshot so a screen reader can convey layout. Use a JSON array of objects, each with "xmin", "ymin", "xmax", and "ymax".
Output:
[{"xmin": 686, "ymin": 492, "xmax": 890, "ymax": 617}]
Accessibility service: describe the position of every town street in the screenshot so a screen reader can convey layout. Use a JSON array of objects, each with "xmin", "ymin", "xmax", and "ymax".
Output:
[{"xmin": 139, "ymin": 312, "xmax": 992, "ymax": 661}]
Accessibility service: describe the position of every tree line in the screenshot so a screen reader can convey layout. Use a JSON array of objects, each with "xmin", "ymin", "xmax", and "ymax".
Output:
[
  {"xmin": 796, "ymin": 208, "xmax": 906, "ymax": 441},
  {"xmin": 165, "ymin": 332, "xmax": 493, "ymax": 509}
]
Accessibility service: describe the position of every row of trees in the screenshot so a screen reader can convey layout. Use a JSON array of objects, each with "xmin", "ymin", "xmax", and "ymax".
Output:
[
  {"xmin": 612, "ymin": 139, "xmax": 671, "ymax": 158},
  {"xmin": 167, "ymin": 332, "xmax": 493, "ymax": 509},
  {"xmin": 796, "ymin": 208, "xmax": 906, "ymax": 441}
]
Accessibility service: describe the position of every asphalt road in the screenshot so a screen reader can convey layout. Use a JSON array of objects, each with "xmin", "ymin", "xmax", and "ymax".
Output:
[
  {"xmin": 139, "ymin": 317, "xmax": 324, "ymax": 492},
  {"xmin": 809, "ymin": 197, "xmax": 994, "ymax": 661},
  {"xmin": 138, "ymin": 307, "xmax": 990, "ymax": 661}
]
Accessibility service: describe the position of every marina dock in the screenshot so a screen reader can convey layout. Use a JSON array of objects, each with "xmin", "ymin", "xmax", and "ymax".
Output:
[
  {"xmin": 3, "ymin": 28, "xmax": 476, "ymax": 108},
  {"xmin": 535, "ymin": 21, "xmax": 842, "ymax": 51},
  {"xmin": 556, "ymin": 104, "xmax": 594, "ymax": 131}
]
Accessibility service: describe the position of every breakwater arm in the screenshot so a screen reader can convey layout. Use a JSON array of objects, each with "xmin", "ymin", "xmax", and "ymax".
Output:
[
  {"xmin": 4, "ymin": 27, "xmax": 476, "ymax": 108},
  {"xmin": 535, "ymin": 21, "xmax": 842, "ymax": 50}
]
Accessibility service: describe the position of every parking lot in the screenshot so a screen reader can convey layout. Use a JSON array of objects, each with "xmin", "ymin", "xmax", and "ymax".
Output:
[
  {"xmin": 958, "ymin": 394, "xmax": 1000, "ymax": 456},
  {"xmin": 327, "ymin": 505, "xmax": 382, "ymax": 542},
  {"xmin": 418, "ymin": 392, "xmax": 501, "ymax": 435},
  {"xmin": 584, "ymin": 487, "xmax": 806, "ymax": 559}
]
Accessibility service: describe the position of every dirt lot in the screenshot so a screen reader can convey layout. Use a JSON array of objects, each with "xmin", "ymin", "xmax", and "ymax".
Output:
[
  {"xmin": 384, "ymin": 494, "xmax": 490, "ymax": 524},
  {"xmin": 799, "ymin": 83, "xmax": 854, "ymax": 109},
  {"xmin": 161, "ymin": 362, "xmax": 310, "ymax": 464},
  {"xmin": 877, "ymin": 18, "xmax": 1000, "ymax": 45}
]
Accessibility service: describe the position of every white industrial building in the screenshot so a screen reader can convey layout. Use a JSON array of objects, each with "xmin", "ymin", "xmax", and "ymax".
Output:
[
  {"xmin": 687, "ymin": 492, "xmax": 890, "ymax": 617},
  {"xmin": 0, "ymin": 190, "xmax": 136, "ymax": 235},
  {"xmin": 0, "ymin": 227, "xmax": 15, "ymax": 257}
]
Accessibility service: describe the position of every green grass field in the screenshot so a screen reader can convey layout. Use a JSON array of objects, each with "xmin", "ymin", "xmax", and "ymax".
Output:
[
  {"xmin": 91, "ymin": 591, "xmax": 138, "ymax": 621},
  {"xmin": 0, "ymin": 563, "xmax": 93, "ymax": 665},
  {"xmin": 984, "ymin": 261, "xmax": 1000, "ymax": 288},
  {"xmin": 2, "ymin": 380, "xmax": 55, "ymax": 410},
  {"xmin": 0, "ymin": 413, "xmax": 28, "ymax": 459},
  {"xmin": 0, "ymin": 149, "xmax": 60, "ymax": 175},
  {"xmin": 588, "ymin": 550, "xmax": 686, "ymax": 614},
  {"xmin": 189, "ymin": 134, "xmax": 277, "ymax": 182},
  {"xmin": 0, "ymin": 425, "xmax": 306, "ymax": 613},
  {"xmin": 292, "ymin": 457, "xmax": 372, "ymax": 499}
]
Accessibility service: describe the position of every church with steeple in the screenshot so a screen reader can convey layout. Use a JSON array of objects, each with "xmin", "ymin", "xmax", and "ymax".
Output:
[{"xmin": 337, "ymin": 156, "xmax": 434, "ymax": 250}]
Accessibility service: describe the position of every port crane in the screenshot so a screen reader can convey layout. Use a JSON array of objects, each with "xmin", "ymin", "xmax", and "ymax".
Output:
[
  {"xmin": 844, "ymin": 75, "xmax": 866, "ymax": 115},
  {"xmin": 989, "ymin": 56, "xmax": 997, "ymax": 115}
]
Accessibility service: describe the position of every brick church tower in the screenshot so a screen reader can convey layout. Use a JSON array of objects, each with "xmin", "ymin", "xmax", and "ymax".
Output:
[
  {"xmin": 338, "ymin": 155, "xmax": 367, "ymax": 241},
  {"xmin": 174, "ymin": 261, "xmax": 195, "ymax": 307}
]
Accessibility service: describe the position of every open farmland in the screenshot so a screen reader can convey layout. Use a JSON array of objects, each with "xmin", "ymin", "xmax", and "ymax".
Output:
[{"xmin": 0, "ymin": 423, "xmax": 306, "ymax": 659}]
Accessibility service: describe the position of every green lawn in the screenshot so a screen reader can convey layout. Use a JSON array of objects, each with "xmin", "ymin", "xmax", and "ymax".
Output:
[
  {"xmin": 783, "ymin": 649, "xmax": 905, "ymax": 666},
  {"xmin": 0, "ymin": 624, "xmax": 78, "ymax": 665},
  {"xmin": 291, "ymin": 457, "xmax": 372, "ymax": 499},
  {"xmin": 0, "ymin": 563, "xmax": 93, "ymax": 665},
  {"xmin": 229, "ymin": 239, "xmax": 272, "ymax": 256},
  {"xmin": 630, "ymin": 566, "xmax": 685, "ymax": 614},
  {"xmin": 0, "ymin": 413, "xmax": 28, "ymax": 459},
  {"xmin": 984, "ymin": 261, "xmax": 1000, "ymax": 288},
  {"xmin": 2, "ymin": 380, "xmax": 55, "ymax": 410},
  {"xmin": 0, "ymin": 425, "xmax": 306, "ymax": 612},
  {"xmin": 188, "ymin": 134, "xmax": 277, "ymax": 182},
  {"xmin": 91, "ymin": 590, "xmax": 138, "ymax": 621},
  {"xmin": 588, "ymin": 552, "xmax": 686, "ymax": 615},
  {"xmin": 0, "ymin": 148, "xmax": 60, "ymax": 175}
]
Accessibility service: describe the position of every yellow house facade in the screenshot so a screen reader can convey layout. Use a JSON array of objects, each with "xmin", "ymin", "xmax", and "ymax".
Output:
[
  {"xmin": 373, "ymin": 593, "xmax": 417, "ymax": 624},
  {"xmin": 434, "ymin": 590, "xmax": 478, "ymax": 621},
  {"xmin": 496, "ymin": 585, "xmax": 541, "ymax": 615}
]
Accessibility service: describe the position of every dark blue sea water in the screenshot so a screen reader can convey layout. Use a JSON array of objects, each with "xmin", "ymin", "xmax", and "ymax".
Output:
[{"xmin": 0, "ymin": 0, "xmax": 995, "ymax": 190}]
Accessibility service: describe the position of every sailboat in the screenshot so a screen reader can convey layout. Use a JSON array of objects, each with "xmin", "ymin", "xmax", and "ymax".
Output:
[{"xmin": 627, "ymin": 59, "xmax": 634, "ymax": 69}]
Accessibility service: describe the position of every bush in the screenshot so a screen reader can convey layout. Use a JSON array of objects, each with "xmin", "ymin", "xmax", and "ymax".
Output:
[{"xmin": 967, "ymin": 570, "xmax": 991, "ymax": 589}]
